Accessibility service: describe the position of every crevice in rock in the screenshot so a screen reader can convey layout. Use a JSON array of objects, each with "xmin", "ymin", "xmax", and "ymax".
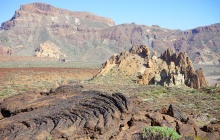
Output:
[
  {"xmin": 21, "ymin": 121, "xmax": 30, "ymax": 128},
  {"xmin": 1, "ymin": 108, "xmax": 11, "ymax": 118},
  {"xmin": 194, "ymin": 127, "xmax": 198, "ymax": 136},
  {"xmin": 200, "ymin": 125, "xmax": 209, "ymax": 133},
  {"xmin": 175, "ymin": 121, "xmax": 181, "ymax": 135},
  {"xmin": 127, "ymin": 118, "xmax": 133, "ymax": 128},
  {"xmin": 151, "ymin": 121, "xmax": 161, "ymax": 126},
  {"xmin": 14, "ymin": 107, "xmax": 34, "ymax": 115}
]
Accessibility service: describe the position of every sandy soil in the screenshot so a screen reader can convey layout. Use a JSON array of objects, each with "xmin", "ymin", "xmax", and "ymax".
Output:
[
  {"xmin": 0, "ymin": 56, "xmax": 57, "ymax": 62},
  {"xmin": 0, "ymin": 67, "xmax": 99, "ymax": 100}
]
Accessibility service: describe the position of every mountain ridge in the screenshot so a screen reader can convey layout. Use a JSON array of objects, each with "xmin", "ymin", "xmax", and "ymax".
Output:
[{"xmin": 0, "ymin": 2, "xmax": 220, "ymax": 65}]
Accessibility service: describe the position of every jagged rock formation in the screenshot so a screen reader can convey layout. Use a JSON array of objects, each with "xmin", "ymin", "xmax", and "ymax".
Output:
[
  {"xmin": 0, "ymin": 85, "xmax": 218, "ymax": 139},
  {"xmin": 96, "ymin": 45, "xmax": 208, "ymax": 89},
  {"xmin": 0, "ymin": 2, "xmax": 220, "ymax": 64}
]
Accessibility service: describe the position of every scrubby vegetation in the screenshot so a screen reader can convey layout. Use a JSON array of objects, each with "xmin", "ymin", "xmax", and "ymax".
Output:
[
  {"xmin": 142, "ymin": 126, "xmax": 181, "ymax": 140},
  {"xmin": 0, "ymin": 68, "xmax": 98, "ymax": 100}
]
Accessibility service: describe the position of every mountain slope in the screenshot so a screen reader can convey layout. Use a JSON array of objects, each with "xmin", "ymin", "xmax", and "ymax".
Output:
[
  {"xmin": 0, "ymin": 2, "xmax": 115, "ymax": 61},
  {"xmin": 0, "ymin": 2, "xmax": 220, "ymax": 64}
]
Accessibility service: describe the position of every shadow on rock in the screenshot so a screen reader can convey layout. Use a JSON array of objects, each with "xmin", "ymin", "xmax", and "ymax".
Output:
[{"xmin": 0, "ymin": 85, "xmax": 219, "ymax": 140}]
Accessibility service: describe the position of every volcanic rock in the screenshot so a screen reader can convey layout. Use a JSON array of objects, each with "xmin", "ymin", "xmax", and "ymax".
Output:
[
  {"xmin": 167, "ymin": 104, "xmax": 187, "ymax": 122},
  {"xmin": 131, "ymin": 101, "xmax": 214, "ymax": 140},
  {"xmin": 95, "ymin": 45, "xmax": 208, "ymax": 89},
  {"xmin": 0, "ymin": 85, "xmax": 218, "ymax": 139},
  {"xmin": 0, "ymin": 85, "xmax": 131, "ymax": 140}
]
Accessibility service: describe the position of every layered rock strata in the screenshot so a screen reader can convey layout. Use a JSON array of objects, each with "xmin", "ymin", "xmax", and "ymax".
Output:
[{"xmin": 1, "ymin": 3, "xmax": 220, "ymax": 63}]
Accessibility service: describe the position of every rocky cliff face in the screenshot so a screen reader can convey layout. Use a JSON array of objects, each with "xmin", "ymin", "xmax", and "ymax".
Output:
[
  {"xmin": 0, "ymin": 2, "xmax": 115, "ymax": 61},
  {"xmin": 0, "ymin": 2, "xmax": 220, "ymax": 64},
  {"xmin": 1, "ymin": 3, "xmax": 115, "ymax": 30},
  {"xmin": 96, "ymin": 45, "xmax": 208, "ymax": 89}
]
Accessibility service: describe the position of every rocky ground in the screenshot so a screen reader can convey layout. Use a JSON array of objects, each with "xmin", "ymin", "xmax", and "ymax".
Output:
[
  {"xmin": 0, "ymin": 47, "xmax": 219, "ymax": 139},
  {"xmin": 0, "ymin": 66, "xmax": 219, "ymax": 139},
  {"xmin": 0, "ymin": 84, "xmax": 219, "ymax": 140},
  {"xmin": 0, "ymin": 67, "xmax": 98, "ymax": 101}
]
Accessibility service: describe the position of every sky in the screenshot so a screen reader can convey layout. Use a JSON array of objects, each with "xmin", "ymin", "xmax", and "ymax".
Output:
[{"xmin": 0, "ymin": 0, "xmax": 220, "ymax": 30}]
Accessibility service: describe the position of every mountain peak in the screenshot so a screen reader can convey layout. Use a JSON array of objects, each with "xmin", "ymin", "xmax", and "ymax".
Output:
[
  {"xmin": 20, "ymin": 2, "xmax": 56, "ymax": 12},
  {"xmin": 0, "ymin": 2, "xmax": 115, "ymax": 30},
  {"xmin": 19, "ymin": 2, "xmax": 63, "ymax": 15},
  {"xmin": 17, "ymin": 2, "xmax": 115, "ymax": 27}
]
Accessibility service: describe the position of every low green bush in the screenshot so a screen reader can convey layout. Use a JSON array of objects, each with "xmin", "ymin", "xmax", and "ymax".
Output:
[{"xmin": 142, "ymin": 126, "xmax": 181, "ymax": 140}]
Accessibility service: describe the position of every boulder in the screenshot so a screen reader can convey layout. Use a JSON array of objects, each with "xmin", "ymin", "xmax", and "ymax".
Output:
[{"xmin": 167, "ymin": 104, "xmax": 187, "ymax": 122}]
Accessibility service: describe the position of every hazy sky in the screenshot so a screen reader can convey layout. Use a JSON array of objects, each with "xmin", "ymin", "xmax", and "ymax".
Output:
[{"xmin": 0, "ymin": 0, "xmax": 220, "ymax": 30}]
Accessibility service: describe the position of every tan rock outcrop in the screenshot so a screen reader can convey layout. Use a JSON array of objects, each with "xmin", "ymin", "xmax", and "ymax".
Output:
[
  {"xmin": 138, "ymin": 46, "xmax": 208, "ymax": 89},
  {"xmin": 0, "ymin": 46, "xmax": 12, "ymax": 55},
  {"xmin": 196, "ymin": 68, "xmax": 208, "ymax": 88},
  {"xmin": 96, "ymin": 45, "xmax": 208, "ymax": 89},
  {"xmin": 137, "ymin": 69, "xmax": 151, "ymax": 85},
  {"xmin": 35, "ymin": 41, "xmax": 67, "ymax": 59}
]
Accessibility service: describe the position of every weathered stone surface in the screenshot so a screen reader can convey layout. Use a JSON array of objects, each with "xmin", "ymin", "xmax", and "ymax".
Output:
[
  {"xmin": 35, "ymin": 40, "xmax": 67, "ymax": 59},
  {"xmin": 167, "ymin": 104, "xmax": 187, "ymax": 122},
  {"xmin": 189, "ymin": 73, "xmax": 200, "ymax": 89},
  {"xmin": 96, "ymin": 45, "xmax": 208, "ymax": 89},
  {"xmin": 0, "ymin": 86, "xmax": 218, "ymax": 139},
  {"xmin": 146, "ymin": 112, "xmax": 208, "ymax": 139},
  {"xmin": 202, "ymin": 120, "xmax": 220, "ymax": 132},
  {"xmin": 0, "ymin": 85, "xmax": 131, "ymax": 140},
  {"xmin": 196, "ymin": 68, "xmax": 208, "ymax": 88}
]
